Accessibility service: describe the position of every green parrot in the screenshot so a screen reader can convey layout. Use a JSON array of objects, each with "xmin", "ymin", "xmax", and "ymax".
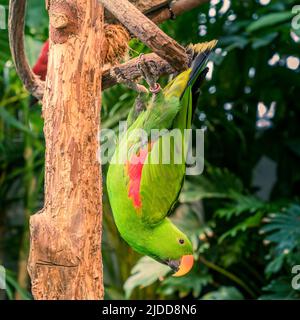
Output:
[{"xmin": 107, "ymin": 40, "xmax": 217, "ymax": 277}]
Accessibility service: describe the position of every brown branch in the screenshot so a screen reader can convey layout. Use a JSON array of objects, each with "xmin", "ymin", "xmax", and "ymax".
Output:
[
  {"xmin": 102, "ymin": 53, "xmax": 175, "ymax": 90},
  {"xmin": 150, "ymin": 0, "xmax": 210, "ymax": 24},
  {"xmin": 8, "ymin": 0, "xmax": 44, "ymax": 100},
  {"xmin": 105, "ymin": 0, "xmax": 170, "ymax": 23},
  {"xmin": 122, "ymin": 0, "xmax": 169, "ymax": 13},
  {"xmin": 100, "ymin": 0, "xmax": 189, "ymax": 71}
]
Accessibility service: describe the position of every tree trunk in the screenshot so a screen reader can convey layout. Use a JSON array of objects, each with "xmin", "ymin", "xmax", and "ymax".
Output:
[{"xmin": 27, "ymin": 0, "xmax": 105, "ymax": 300}]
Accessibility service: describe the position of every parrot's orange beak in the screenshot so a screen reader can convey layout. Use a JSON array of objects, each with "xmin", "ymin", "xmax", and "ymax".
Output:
[{"xmin": 172, "ymin": 255, "xmax": 194, "ymax": 277}]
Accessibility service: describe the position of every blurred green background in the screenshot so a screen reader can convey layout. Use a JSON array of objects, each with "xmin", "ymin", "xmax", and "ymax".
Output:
[{"xmin": 1, "ymin": 0, "xmax": 300, "ymax": 300}]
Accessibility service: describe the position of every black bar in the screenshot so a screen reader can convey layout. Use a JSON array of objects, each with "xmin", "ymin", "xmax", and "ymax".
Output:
[{"xmin": 0, "ymin": 300, "xmax": 298, "ymax": 319}]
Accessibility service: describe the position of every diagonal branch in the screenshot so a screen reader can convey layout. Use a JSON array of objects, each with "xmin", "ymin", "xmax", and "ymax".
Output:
[
  {"xmin": 8, "ymin": 0, "xmax": 44, "ymax": 100},
  {"xmin": 100, "ymin": 0, "xmax": 189, "ymax": 71},
  {"xmin": 105, "ymin": 0, "xmax": 170, "ymax": 23},
  {"xmin": 102, "ymin": 53, "xmax": 175, "ymax": 90}
]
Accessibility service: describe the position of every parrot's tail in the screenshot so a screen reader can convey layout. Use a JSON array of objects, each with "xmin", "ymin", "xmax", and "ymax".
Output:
[{"xmin": 187, "ymin": 40, "xmax": 218, "ymax": 87}]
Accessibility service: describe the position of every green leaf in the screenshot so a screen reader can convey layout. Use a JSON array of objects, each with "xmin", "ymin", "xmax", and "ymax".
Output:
[
  {"xmin": 201, "ymin": 286, "xmax": 244, "ymax": 300},
  {"xmin": 215, "ymin": 194, "xmax": 265, "ymax": 221},
  {"xmin": 158, "ymin": 269, "xmax": 213, "ymax": 298},
  {"xmin": 251, "ymin": 32, "xmax": 278, "ymax": 49},
  {"xmin": 0, "ymin": 106, "xmax": 35, "ymax": 136},
  {"xmin": 219, "ymin": 35, "xmax": 249, "ymax": 51},
  {"xmin": 265, "ymin": 254, "xmax": 285, "ymax": 278},
  {"xmin": 219, "ymin": 211, "xmax": 264, "ymax": 243},
  {"xmin": 261, "ymin": 204, "xmax": 300, "ymax": 253},
  {"xmin": 246, "ymin": 12, "xmax": 295, "ymax": 33},
  {"xmin": 104, "ymin": 287, "xmax": 126, "ymax": 300},
  {"xmin": 124, "ymin": 256, "xmax": 170, "ymax": 299},
  {"xmin": 220, "ymin": 237, "xmax": 246, "ymax": 268},
  {"xmin": 180, "ymin": 167, "xmax": 243, "ymax": 203},
  {"xmin": 260, "ymin": 277, "xmax": 299, "ymax": 300},
  {"xmin": 179, "ymin": 188, "xmax": 226, "ymax": 203},
  {"xmin": 6, "ymin": 270, "xmax": 32, "ymax": 300}
]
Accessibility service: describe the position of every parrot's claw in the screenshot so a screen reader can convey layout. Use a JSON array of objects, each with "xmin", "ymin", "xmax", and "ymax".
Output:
[
  {"xmin": 137, "ymin": 54, "xmax": 161, "ymax": 95},
  {"xmin": 112, "ymin": 66, "xmax": 148, "ymax": 94},
  {"xmin": 149, "ymin": 83, "xmax": 161, "ymax": 94}
]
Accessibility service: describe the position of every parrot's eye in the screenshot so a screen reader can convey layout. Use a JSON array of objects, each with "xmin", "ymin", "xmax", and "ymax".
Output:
[{"xmin": 179, "ymin": 239, "xmax": 184, "ymax": 245}]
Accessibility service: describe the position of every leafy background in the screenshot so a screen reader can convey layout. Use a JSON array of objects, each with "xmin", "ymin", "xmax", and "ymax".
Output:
[{"xmin": 0, "ymin": 0, "xmax": 300, "ymax": 300}]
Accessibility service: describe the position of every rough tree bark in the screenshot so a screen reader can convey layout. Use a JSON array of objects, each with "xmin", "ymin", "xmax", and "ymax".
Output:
[
  {"xmin": 102, "ymin": 53, "xmax": 175, "ymax": 89},
  {"xmin": 26, "ymin": 0, "xmax": 105, "ymax": 299},
  {"xmin": 105, "ymin": 0, "xmax": 170, "ymax": 22}
]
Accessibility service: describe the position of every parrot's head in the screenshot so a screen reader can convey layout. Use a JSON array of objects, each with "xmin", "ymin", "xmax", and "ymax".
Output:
[{"xmin": 145, "ymin": 219, "xmax": 194, "ymax": 277}]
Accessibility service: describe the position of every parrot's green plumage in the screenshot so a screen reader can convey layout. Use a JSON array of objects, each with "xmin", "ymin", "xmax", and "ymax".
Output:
[{"xmin": 107, "ymin": 40, "xmax": 217, "ymax": 276}]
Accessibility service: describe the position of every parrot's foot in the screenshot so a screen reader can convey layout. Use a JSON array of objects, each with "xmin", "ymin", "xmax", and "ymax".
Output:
[
  {"xmin": 137, "ymin": 54, "xmax": 161, "ymax": 96},
  {"xmin": 112, "ymin": 66, "xmax": 148, "ymax": 94}
]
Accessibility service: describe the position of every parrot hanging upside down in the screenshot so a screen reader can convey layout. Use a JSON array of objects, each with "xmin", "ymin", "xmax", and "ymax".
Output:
[{"xmin": 107, "ymin": 40, "xmax": 217, "ymax": 277}]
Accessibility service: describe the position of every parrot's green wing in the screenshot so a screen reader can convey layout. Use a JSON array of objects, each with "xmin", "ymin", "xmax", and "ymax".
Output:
[
  {"xmin": 139, "ymin": 136, "xmax": 186, "ymax": 226},
  {"xmin": 137, "ymin": 73, "xmax": 193, "ymax": 226}
]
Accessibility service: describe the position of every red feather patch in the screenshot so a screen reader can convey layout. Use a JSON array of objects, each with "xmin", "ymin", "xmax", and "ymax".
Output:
[
  {"xmin": 126, "ymin": 143, "xmax": 152, "ymax": 209},
  {"xmin": 33, "ymin": 40, "xmax": 49, "ymax": 81}
]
